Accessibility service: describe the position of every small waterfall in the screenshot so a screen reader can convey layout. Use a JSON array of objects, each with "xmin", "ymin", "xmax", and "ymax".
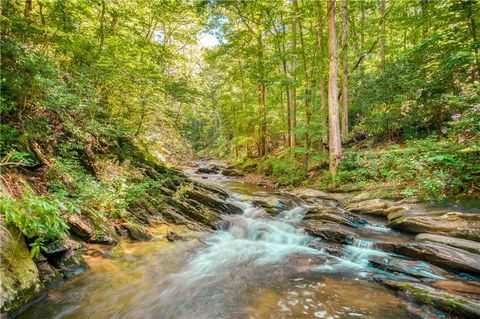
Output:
[
  {"xmin": 154, "ymin": 203, "xmax": 320, "ymax": 318},
  {"xmin": 343, "ymin": 239, "xmax": 386, "ymax": 267}
]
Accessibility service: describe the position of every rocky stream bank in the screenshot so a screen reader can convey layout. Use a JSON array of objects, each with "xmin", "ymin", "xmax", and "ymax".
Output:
[{"xmin": 2, "ymin": 160, "xmax": 480, "ymax": 319}]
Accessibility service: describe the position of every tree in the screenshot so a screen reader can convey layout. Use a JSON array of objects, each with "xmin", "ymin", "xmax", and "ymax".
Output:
[
  {"xmin": 327, "ymin": 0, "xmax": 343, "ymax": 175},
  {"xmin": 341, "ymin": 0, "xmax": 348, "ymax": 136}
]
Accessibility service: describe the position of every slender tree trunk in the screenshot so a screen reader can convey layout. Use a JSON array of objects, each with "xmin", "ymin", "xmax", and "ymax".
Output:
[
  {"xmin": 360, "ymin": 4, "xmax": 366, "ymax": 77},
  {"xmin": 257, "ymin": 33, "xmax": 267, "ymax": 157},
  {"xmin": 327, "ymin": 0, "xmax": 343, "ymax": 175},
  {"xmin": 317, "ymin": 0, "xmax": 327, "ymax": 146},
  {"xmin": 294, "ymin": 0, "xmax": 311, "ymax": 162},
  {"xmin": 466, "ymin": 3, "xmax": 479, "ymax": 82},
  {"xmin": 341, "ymin": 0, "xmax": 349, "ymax": 136},
  {"xmin": 291, "ymin": 3, "xmax": 297, "ymax": 148},
  {"xmin": 421, "ymin": 0, "xmax": 429, "ymax": 37},
  {"xmin": 379, "ymin": 0, "xmax": 386, "ymax": 72},
  {"xmin": 99, "ymin": 0, "xmax": 106, "ymax": 49},
  {"xmin": 232, "ymin": 102, "xmax": 239, "ymax": 158},
  {"xmin": 24, "ymin": 0, "xmax": 33, "ymax": 19}
]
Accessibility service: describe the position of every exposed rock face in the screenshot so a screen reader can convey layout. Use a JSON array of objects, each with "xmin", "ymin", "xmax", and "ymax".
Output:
[
  {"xmin": 0, "ymin": 225, "xmax": 42, "ymax": 315},
  {"xmin": 379, "ymin": 279, "xmax": 480, "ymax": 319},
  {"xmin": 345, "ymin": 198, "xmax": 393, "ymax": 216},
  {"xmin": 388, "ymin": 212, "xmax": 480, "ymax": 241},
  {"xmin": 415, "ymin": 233, "xmax": 480, "ymax": 254},
  {"xmin": 220, "ymin": 168, "xmax": 244, "ymax": 177},
  {"xmin": 393, "ymin": 242, "xmax": 480, "ymax": 276},
  {"xmin": 67, "ymin": 210, "xmax": 119, "ymax": 245},
  {"xmin": 184, "ymin": 189, "xmax": 243, "ymax": 215},
  {"xmin": 286, "ymin": 188, "xmax": 336, "ymax": 201},
  {"xmin": 304, "ymin": 207, "xmax": 365, "ymax": 228},
  {"xmin": 303, "ymin": 221, "xmax": 356, "ymax": 244}
]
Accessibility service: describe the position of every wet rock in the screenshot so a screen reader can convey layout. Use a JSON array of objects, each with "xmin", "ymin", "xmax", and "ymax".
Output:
[
  {"xmin": 0, "ymin": 225, "xmax": 41, "ymax": 315},
  {"xmin": 369, "ymin": 256, "xmax": 450, "ymax": 280},
  {"xmin": 342, "ymin": 190, "xmax": 392, "ymax": 206},
  {"xmin": 393, "ymin": 242, "xmax": 480, "ymax": 276},
  {"xmin": 430, "ymin": 280, "xmax": 480, "ymax": 300},
  {"xmin": 126, "ymin": 224, "xmax": 152, "ymax": 241},
  {"xmin": 345, "ymin": 198, "xmax": 393, "ymax": 216},
  {"xmin": 184, "ymin": 189, "xmax": 243, "ymax": 215},
  {"xmin": 303, "ymin": 221, "xmax": 356, "ymax": 244},
  {"xmin": 48, "ymin": 249, "xmax": 88, "ymax": 278},
  {"xmin": 286, "ymin": 188, "xmax": 336, "ymax": 201},
  {"xmin": 250, "ymin": 192, "xmax": 300, "ymax": 214},
  {"xmin": 379, "ymin": 279, "xmax": 480, "ymax": 319},
  {"xmin": 166, "ymin": 229, "xmax": 180, "ymax": 242},
  {"xmin": 221, "ymin": 168, "xmax": 244, "ymax": 177},
  {"xmin": 415, "ymin": 233, "xmax": 480, "ymax": 254},
  {"xmin": 67, "ymin": 210, "xmax": 118, "ymax": 245},
  {"xmin": 196, "ymin": 167, "xmax": 217, "ymax": 174},
  {"xmin": 36, "ymin": 261, "xmax": 62, "ymax": 286},
  {"xmin": 304, "ymin": 207, "xmax": 365, "ymax": 227},
  {"xmin": 388, "ymin": 212, "xmax": 480, "ymax": 241},
  {"xmin": 196, "ymin": 163, "xmax": 221, "ymax": 174}
]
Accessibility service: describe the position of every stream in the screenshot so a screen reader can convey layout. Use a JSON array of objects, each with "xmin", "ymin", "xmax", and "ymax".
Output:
[{"xmin": 18, "ymin": 166, "xmax": 464, "ymax": 319}]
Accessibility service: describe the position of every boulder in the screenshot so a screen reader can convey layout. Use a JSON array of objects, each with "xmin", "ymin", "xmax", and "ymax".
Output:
[
  {"xmin": 415, "ymin": 233, "xmax": 480, "ymax": 254},
  {"xmin": 126, "ymin": 224, "xmax": 152, "ymax": 241},
  {"xmin": 345, "ymin": 198, "xmax": 393, "ymax": 216},
  {"xmin": 388, "ymin": 212, "xmax": 480, "ymax": 241},
  {"xmin": 379, "ymin": 279, "xmax": 480, "ymax": 319},
  {"xmin": 36, "ymin": 261, "xmax": 62, "ymax": 286},
  {"xmin": 166, "ymin": 229, "xmax": 182, "ymax": 242},
  {"xmin": 249, "ymin": 192, "xmax": 297, "ymax": 214},
  {"xmin": 221, "ymin": 168, "xmax": 244, "ymax": 177},
  {"xmin": 67, "ymin": 210, "xmax": 118, "ymax": 245},
  {"xmin": 47, "ymin": 249, "xmax": 88, "ymax": 278},
  {"xmin": 303, "ymin": 221, "xmax": 356, "ymax": 244},
  {"xmin": 0, "ymin": 225, "xmax": 42, "ymax": 315},
  {"xmin": 369, "ymin": 256, "xmax": 450, "ymax": 280},
  {"xmin": 393, "ymin": 242, "xmax": 480, "ymax": 276},
  {"xmin": 184, "ymin": 189, "xmax": 243, "ymax": 215},
  {"xmin": 286, "ymin": 188, "xmax": 336, "ymax": 201},
  {"xmin": 304, "ymin": 207, "xmax": 365, "ymax": 227}
]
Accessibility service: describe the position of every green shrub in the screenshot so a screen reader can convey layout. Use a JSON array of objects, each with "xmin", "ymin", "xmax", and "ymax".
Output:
[{"xmin": 0, "ymin": 195, "xmax": 77, "ymax": 257}]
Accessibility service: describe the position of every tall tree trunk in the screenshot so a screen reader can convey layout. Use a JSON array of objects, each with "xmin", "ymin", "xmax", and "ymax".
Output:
[
  {"xmin": 290, "ymin": 3, "xmax": 298, "ymax": 148},
  {"xmin": 379, "ymin": 0, "xmax": 386, "ymax": 72},
  {"xmin": 257, "ymin": 33, "xmax": 267, "ymax": 157},
  {"xmin": 341, "ymin": 0, "xmax": 349, "ymax": 136},
  {"xmin": 317, "ymin": 0, "xmax": 327, "ymax": 146},
  {"xmin": 294, "ymin": 0, "xmax": 311, "ymax": 162},
  {"xmin": 23, "ymin": 0, "xmax": 33, "ymax": 19},
  {"xmin": 360, "ymin": 4, "xmax": 366, "ymax": 77},
  {"xmin": 420, "ymin": 0, "xmax": 429, "ymax": 37},
  {"xmin": 327, "ymin": 0, "xmax": 343, "ymax": 175},
  {"xmin": 466, "ymin": 2, "xmax": 479, "ymax": 82}
]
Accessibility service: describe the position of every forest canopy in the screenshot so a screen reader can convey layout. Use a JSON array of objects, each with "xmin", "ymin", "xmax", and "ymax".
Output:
[{"xmin": 1, "ymin": 0, "xmax": 479, "ymax": 199}]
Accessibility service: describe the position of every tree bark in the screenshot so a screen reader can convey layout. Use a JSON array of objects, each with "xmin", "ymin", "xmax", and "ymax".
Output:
[
  {"xmin": 379, "ymin": 0, "xmax": 386, "ymax": 72},
  {"xmin": 290, "ymin": 2, "xmax": 298, "ymax": 148},
  {"xmin": 257, "ymin": 32, "xmax": 267, "ymax": 157},
  {"xmin": 327, "ymin": 0, "xmax": 343, "ymax": 175},
  {"xmin": 317, "ymin": 0, "xmax": 327, "ymax": 145},
  {"xmin": 341, "ymin": 0, "xmax": 348, "ymax": 136}
]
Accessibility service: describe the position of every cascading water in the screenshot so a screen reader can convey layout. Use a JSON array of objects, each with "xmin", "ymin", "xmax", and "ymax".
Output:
[
  {"xmin": 18, "ymin": 179, "xmax": 414, "ymax": 319},
  {"xmin": 152, "ymin": 202, "xmax": 322, "ymax": 318}
]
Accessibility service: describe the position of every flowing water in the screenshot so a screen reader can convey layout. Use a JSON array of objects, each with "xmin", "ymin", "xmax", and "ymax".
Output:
[{"xmin": 19, "ymin": 171, "xmax": 416, "ymax": 319}]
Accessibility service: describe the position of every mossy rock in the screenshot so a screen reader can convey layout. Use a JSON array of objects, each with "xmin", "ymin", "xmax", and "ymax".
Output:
[{"xmin": 0, "ymin": 225, "xmax": 42, "ymax": 315}]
